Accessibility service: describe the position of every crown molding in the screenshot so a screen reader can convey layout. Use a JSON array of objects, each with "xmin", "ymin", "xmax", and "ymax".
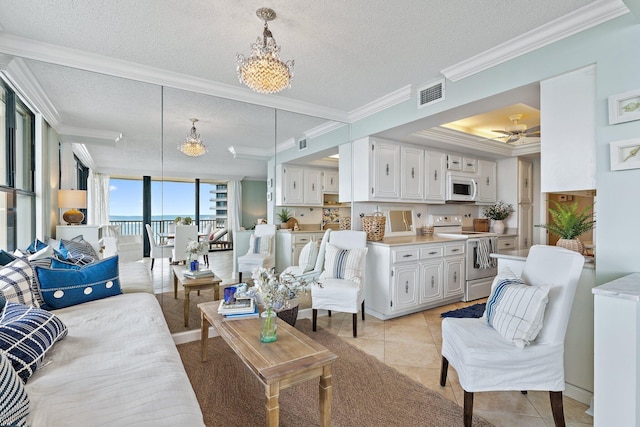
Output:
[
  {"xmin": 227, "ymin": 145, "xmax": 276, "ymax": 160},
  {"xmin": 304, "ymin": 121, "xmax": 348, "ymax": 140},
  {"xmin": 277, "ymin": 138, "xmax": 296, "ymax": 153},
  {"xmin": 59, "ymin": 125, "xmax": 122, "ymax": 142},
  {"xmin": 441, "ymin": 0, "xmax": 629, "ymax": 82},
  {"xmin": 348, "ymin": 85, "xmax": 413, "ymax": 122},
  {"xmin": 2, "ymin": 57, "xmax": 61, "ymax": 128},
  {"xmin": 411, "ymin": 127, "xmax": 516, "ymax": 157},
  {"xmin": 71, "ymin": 143, "xmax": 97, "ymax": 171},
  {"xmin": 0, "ymin": 33, "xmax": 350, "ymax": 122}
]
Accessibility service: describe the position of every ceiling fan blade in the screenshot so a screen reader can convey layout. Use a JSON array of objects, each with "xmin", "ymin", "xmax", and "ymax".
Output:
[
  {"xmin": 525, "ymin": 125, "xmax": 540, "ymax": 133},
  {"xmin": 506, "ymin": 134, "xmax": 520, "ymax": 143},
  {"xmin": 524, "ymin": 130, "xmax": 541, "ymax": 137},
  {"xmin": 491, "ymin": 130, "xmax": 511, "ymax": 135}
]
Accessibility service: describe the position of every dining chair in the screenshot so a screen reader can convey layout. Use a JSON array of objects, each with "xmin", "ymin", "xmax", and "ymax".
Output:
[
  {"xmin": 312, "ymin": 230, "xmax": 368, "ymax": 337},
  {"xmin": 171, "ymin": 225, "xmax": 198, "ymax": 264},
  {"xmin": 440, "ymin": 245, "xmax": 585, "ymax": 427},
  {"xmin": 236, "ymin": 224, "xmax": 276, "ymax": 277},
  {"xmin": 144, "ymin": 224, "xmax": 174, "ymax": 270}
]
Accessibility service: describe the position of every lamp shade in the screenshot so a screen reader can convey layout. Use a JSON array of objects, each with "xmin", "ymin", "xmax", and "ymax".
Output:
[{"xmin": 58, "ymin": 190, "xmax": 87, "ymax": 209}]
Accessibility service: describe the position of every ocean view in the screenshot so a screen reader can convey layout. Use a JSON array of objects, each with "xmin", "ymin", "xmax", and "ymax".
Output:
[{"xmin": 109, "ymin": 215, "xmax": 218, "ymax": 221}]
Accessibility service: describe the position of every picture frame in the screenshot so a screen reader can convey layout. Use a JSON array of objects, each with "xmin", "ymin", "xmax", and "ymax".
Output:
[
  {"xmin": 608, "ymin": 89, "xmax": 640, "ymax": 124},
  {"xmin": 610, "ymin": 138, "xmax": 640, "ymax": 171}
]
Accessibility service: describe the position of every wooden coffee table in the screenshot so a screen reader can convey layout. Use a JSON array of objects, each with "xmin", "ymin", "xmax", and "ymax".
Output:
[
  {"xmin": 199, "ymin": 301, "xmax": 337, "ymax": 426},
  {"xmin": 172, "ymin": 265, "xmax": 221, "ymax": 327}
]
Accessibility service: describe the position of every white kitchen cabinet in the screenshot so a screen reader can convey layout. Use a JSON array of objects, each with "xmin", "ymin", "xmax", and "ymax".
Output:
[
  {"xmin": 476, "ymin": 159, "xmax": 497, "ymax": 203},
  {"xmin": 275, "ymin": 231, "xmax": 325, "ymax": 272},
  {"xmin": 462, "ymin": 157, "xmax": 477, "ymax": 173},
  {"xmin": 276, "ymin": 165, "xmax": 304, "ymax": 206},
  {"xmin": 303, "ymin": 168, "xmax": 323, "ymax": 205},
  {"xmin": 401, "ymin": 146, "xmax": 424, "ymax": 200},
  {"xmin": 352, "ymin": 137, "xmax": 400, "ymax": 201},
  {"xmin": 420, "ymin": 260, "xmax": 443, "ymax": 303},
  {"xmin": 447, "ymin": 154, "xmax": 462, "ymax": 171},
  {"xmin": 518, "ymin": 204, "xmax": 533, "ymax": 249},
  {"xmin": 518, "ymin": 159, "xmax": 533, "ymax": 204},
  {"xmin": 365, "ymin": 239, "xmax": 465, "ymax": 320},
  {"xmin": 425, "ymin": 151, "xmax": 446, "ymax": 202},
  {"xmin": 540, "ymin": 65, "xmax": 596, "ymax": 193},
  {"xmin": 322, "ymin": 169, "xmax": 339, "ymax": 194},
  {"xmin": 496, "ymin": 236, "xmax": 517, "ymax": 253}
]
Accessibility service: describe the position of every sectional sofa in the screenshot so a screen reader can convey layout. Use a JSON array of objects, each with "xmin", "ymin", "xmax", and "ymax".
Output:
[{"xmin": 0, "ymin": 250, "xmax": 205, "ymax": 426}]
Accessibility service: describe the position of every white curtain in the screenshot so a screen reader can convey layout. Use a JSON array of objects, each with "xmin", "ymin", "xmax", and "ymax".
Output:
[
  {"xmin": 87, "ymin": 171, "xmax": 110, "ymax": 226},
  {"xmin": 227, "ymin": 180, "xmax": 242, "ymax": 232}
]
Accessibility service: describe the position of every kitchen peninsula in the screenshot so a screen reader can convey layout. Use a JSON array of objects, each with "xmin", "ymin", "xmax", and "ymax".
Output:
[{"xmin": 491, "ymin": 248, "xmax": 596, "ymax": 406}]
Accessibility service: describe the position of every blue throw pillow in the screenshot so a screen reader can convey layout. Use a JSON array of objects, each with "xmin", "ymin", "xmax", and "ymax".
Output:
[
  {"xmin": 34, "ymin": 255, "xmax": 121, "ymax": 310},
  {"xmin": 0, "ymin": 250, "xmax": 17, "ymax": 266},
  {"xmin": 0, "ymin": 302, "xmax": 68, "ymax": 383},
  {"xmin": 0, "ymin": 351, "xmax": 29, "ymax": 426},
  {"xmin": 25, "ymin": 239, "xmax": 48, "ymax": 255}
]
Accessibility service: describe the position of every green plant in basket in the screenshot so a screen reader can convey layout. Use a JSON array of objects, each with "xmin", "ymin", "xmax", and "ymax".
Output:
[
  {"xmin": 481, "ymin": 201, "xmax": 515, "ymax": 220},
  {"xmin": 277, "ymin": 208, "xmax": 292, "ymax": 223},
  {"xmin": 535, "ymin": 201, "xmax": 595, "ymax": 239}
]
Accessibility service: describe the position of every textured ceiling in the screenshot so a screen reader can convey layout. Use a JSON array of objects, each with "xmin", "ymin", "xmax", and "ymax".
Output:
[{"xmin": 0, "ymin": 0, "xmax": 618, "ymax": 178}]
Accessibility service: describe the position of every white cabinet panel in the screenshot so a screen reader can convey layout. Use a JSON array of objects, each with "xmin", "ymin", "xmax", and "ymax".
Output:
[
  {"xmin": 372, "ymin": 141, "xmax": 400, "ymax": 199},
  {"xmin": 401, "ymin": 146, "xmax": 424, "ymax": 199},
  {"xmin": 420, "ymin": 261, "xmax": 443, "ymax": 303},
  {"xmin": 476, "ymin": 160, "xmax": 497, "ymax": 203},
  {"xmin": 303, "ymin": 169, "xmax": 323, "ymax": 205},
  {"xmin": 392, "ymin": 264, "xmax": 419, "ymax": 311},
  {"xmin": 425, "ymin": 151, "xmax": 446, "ymax": 202},
  {"xmin": 322, "ymin": 169, "xmax": 339, "ymax": 194}
]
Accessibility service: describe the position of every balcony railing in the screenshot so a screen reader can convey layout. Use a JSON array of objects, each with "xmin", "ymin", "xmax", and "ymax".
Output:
[{"xmin": 109, "ymin": 219, "xmax": 222, "ymax": 237}]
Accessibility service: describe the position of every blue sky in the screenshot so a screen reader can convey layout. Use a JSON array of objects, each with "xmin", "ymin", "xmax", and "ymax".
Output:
[{"xmin": 109, "ymin": 179, "xmax": 215, "ymax": 218}]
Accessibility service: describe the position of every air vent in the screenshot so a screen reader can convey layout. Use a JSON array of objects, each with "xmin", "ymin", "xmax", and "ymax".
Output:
[
  {"xmin": 298, "ymin": 138, "xmax": 308, "ymax": 151},
  {"xmin": 417, "ymin": 79, "xmax": 445, "ymax": 109}
]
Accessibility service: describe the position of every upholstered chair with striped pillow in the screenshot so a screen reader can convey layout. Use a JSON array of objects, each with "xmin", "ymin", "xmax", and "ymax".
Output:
[
  {"xmin": 312, "ymin": 230, "xmax": 368, "ymax": 337},
  {"xmin": 237, "ymin": 224, "xmax": 276, "ymax": 278}
]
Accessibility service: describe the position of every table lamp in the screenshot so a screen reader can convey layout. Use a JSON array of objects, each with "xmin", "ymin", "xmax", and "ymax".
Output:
[{"xmin": 58, "ymin": 189, "xmax": 87, "ymax": 225}]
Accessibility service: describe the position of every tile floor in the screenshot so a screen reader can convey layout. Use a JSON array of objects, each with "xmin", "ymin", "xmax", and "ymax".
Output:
[{"xmin": 146, "ymin": 253, "xmax": 593, "ymax": 427}]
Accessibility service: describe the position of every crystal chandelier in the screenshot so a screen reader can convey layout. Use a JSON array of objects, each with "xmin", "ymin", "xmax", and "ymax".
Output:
[
  {"xmin": 236, "ymin": 7, "xmax": 294, "ymax": 94},
  {"xmin": 177, "ymin": 118, "xmax": 207, "ymax": 157}
]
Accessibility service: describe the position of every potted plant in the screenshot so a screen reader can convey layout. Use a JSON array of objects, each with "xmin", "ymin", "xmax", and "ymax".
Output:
[
  {"xmin": 535, "ymin": 201, "xmax": 595, "ymax": 253},
  {"xmin": 277, "ymin": 208, "xmax": 293, "ymax": 229},
  {"xmin": 173, "ymin": 216, "xmax": 182, "ymax": 224},
  {"xmin": 481, "ymin": 201, "xmax": 515, "ymax": 234}
]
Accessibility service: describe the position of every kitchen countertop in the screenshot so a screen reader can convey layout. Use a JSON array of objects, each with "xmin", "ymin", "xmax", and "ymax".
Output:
[
  {"xmin": 367, "ymin": 234, "xmax": 466, "ymax": 247},
  {"xmin": 491, "ymin": 248, "xmax": 595, "ymax": 269},
  {"xmin": 592, "ymin": 273, "xmax": 640, "ymax": 302}
]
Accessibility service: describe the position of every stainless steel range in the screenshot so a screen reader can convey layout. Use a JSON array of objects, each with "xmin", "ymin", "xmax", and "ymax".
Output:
[{"xmin": 430, "ymin": 215, "xmax": 498, "ymax": 302}]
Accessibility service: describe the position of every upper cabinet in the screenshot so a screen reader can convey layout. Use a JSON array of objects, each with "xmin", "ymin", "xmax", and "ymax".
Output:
[
  {"xmin": 276, "ymin": 165, "xmax": 336, "ymax": 206},
  {"xmin": 518, "ymin": 159, "xmax": 533, "ymax": 204},
  {"xmin": 303, "ymin": 168, "xmax": 323, "ymax": 205},
  {"xmin": 352, "ymin": 137, "xmax": 446, "ymax": 203},
  {"xmin": 540, "ymin": 65, "xmax": 596, "ymax": 193},
  {"xmin": 476, "ymin": 159, "xmax": 497, "ymax": 204},
  {"xmin": 401, "ymin": 146, "xmax": 425, "ymax": 200},
  {"xmin": 322, "ymin": 169, "xmax": 339, "ymax": 194}
]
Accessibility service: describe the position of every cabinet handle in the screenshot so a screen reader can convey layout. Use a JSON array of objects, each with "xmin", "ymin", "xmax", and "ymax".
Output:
[
  {"xmin": 431, "ymin": 276, "xmax": 435, "ymax": 287},
  {"xmin": 293, "ymin": 181, "xmax": 296, "ymax": 190},
  {"xmin": 386, "ymin": 163, "xmax": 390, "ymax": 176},
  {"xmin": 428, "ymin": 251, "xmax": 437, "ymax": 255},
  {"xmin": 486, "ymin": 177, "xmax": 490, "ymax": 186},
  {"xmin": 411, "ymin": 167, "xmax": 415, "ymax": 179},
  {"xmin": 451, "ymin": 248, "xmax": 460, "ymax": 252},
  {"xmin": 312, "ymin": 183, "xmax": 315, "ymax": 191},
  {"xmin": 331, "ymin": 177, "xmax": 334, "ymax": 185},
  {"xmin": 453, "ymin": 272, "xmax": 457, "ymax": 283},
  {"xmin": 434, "ymin": 170, "xmax": 438, "ymax": 180},
  {"xmin": 402, "ymin": 254, "xmax": 413, "ymax": 258},
  {"xmin": 467, "ymin": 162, "xmax": 473, "ymax": 167},
  {"xmin": 405, "ymin": 281, "xmax": 409, "ymax": 293}
]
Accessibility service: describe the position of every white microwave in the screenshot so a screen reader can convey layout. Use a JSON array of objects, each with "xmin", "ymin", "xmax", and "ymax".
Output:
[{"xmin": 446, "ymin": 173, "xmax": 477, "ymax": 202}]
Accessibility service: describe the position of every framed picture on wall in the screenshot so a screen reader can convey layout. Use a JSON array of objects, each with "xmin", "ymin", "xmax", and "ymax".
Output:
[
  {"xmin": 610, "ymin": 138, "xmax": 640, "ymax": 171},
  {"xmin": 609, "ymin": 89, "xmax": 640, "ymax": 124}
]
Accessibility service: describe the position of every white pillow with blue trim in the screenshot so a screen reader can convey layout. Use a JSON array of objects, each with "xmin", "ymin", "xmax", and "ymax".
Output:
[
  {"xmin": 319, "ymin": 243, "xmax": 368, "ymax": 284},
  {"xmin": 247, "ymin": 234, "xmax": 272, "ymax": 255},
  {"xmin": 298, "ymin": 240, "xmax": 320, "ymax": 273},
  {"xmin": 484, "ymin": 277, "xmax": 550, "ymax": 349},
  {"xmin": 0, "ymin": 351, "xmax": 29, "ymax": 426}
]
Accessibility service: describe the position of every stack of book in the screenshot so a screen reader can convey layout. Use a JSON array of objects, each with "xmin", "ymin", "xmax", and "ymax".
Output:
[
  {"xmin": 182, "ymin": 269, "xmax": 214, "ymax": 279},
  {"xmin": 218, "ymin": 297, "xmax": 258, "ymax": 320}
]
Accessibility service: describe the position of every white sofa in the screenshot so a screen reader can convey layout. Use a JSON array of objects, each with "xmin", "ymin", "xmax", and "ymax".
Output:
[{"xmin": 22, "ymin": 266, "xmax": 204, "ymax": 426}]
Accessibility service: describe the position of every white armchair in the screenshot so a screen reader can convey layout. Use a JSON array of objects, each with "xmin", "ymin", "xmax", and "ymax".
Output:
[
  {"xmin": 311, "ymin": 230, "xmax": 368, "ymax": 337},
  {"xmin": 237, "ymin": 224, "xmax": 276, "ymax": 278},
  {"xmin": 282, "ymin": 229, "xmax": 331, "ymax": 282},
  {"xmin": 440, "ymin": 245, "xmax": 585, "ymax": 427},
  {"xmin": 99, "ymin": 224, "xmax": 143, "ymax": 263}
]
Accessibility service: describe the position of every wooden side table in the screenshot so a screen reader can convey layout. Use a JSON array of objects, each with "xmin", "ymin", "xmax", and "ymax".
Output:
[{"xmin": 172, "ymin": 265, "xmax": 221, "ymax": 327}]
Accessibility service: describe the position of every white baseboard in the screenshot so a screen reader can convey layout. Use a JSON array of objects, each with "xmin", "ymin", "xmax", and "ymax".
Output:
[{"xmin": 564, "ymin": 382, "xmax": 593, "ymax": 408}]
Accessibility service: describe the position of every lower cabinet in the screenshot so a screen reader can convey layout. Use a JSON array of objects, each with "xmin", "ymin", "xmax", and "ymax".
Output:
[
  {"xmin": 365, "ymin": 240, "xmax": 465, "ymax": 320},
  {"xmin": 275, "ymin": 231, "xmax": 325, "ymax": 272}
]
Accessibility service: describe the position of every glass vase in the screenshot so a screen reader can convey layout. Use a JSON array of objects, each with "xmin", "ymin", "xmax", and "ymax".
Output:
[{"xmin": 260, "ymin": 308, "xmax": 277, "ymax": 343}]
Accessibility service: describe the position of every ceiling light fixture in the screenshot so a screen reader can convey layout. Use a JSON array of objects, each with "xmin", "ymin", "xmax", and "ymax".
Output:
[
  {"xmin": 236, "ymin": 7, "xmax": 294, "ymax": 94},
  {"xmin": 178, "ymin": 118, "xmax": 207, "ymax": 157}
]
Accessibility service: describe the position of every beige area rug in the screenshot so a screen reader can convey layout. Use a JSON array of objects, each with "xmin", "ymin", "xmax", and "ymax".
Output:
[{"xmin": 177, "ymin": 319, "xmax": 492, "ymax": 427}]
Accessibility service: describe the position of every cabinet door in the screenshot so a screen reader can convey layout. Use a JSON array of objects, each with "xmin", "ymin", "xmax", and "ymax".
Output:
[
  {"xmin": 518, "ymin": 204, "xmax": 533, "ymax": 250},
  {"xmin": 323, "ymin": 169, "xmax": 339, "ymax": 194},
  {"xmin": 401, "ymin": 146, "xmax": 424, "ymax": 199},
  {"xmin": 392, "ymin": 264, "xmax": 419, "ymax": 311},
  {"xmin": 282, "ymin": 166, "xmax": 304, "ymax": 205},
  {"xmin": 462, "ymin": 157, "xmax": 477, "ymax": 173},
  {"xmin": 444, "ymin": 257, "xmax": 464, "ymax": 297},
  {"xmin": 303, "ymin": 169, "xmax": 323, "ymax": 205},
  {"xmin": 447, "ymin": 154, "xmax": 462, "ymax": 171},
  {"xmin": 476, "ymin": 160, "xmax": 497, "ymax": 203},
  {"xmin": 372, "ymin": 141, "xmax": 400, "ymax": 199},
  {"xmin": 425, "ymin": 151, "xmax": 446, "ymax": 202},
  {"xmin": 497, "ymin": 236, "xmax": 517, "ymax": 253},
  {"xmin": 420, "ymin": 260, "xmax": 443, "ymax": 303},
  {"xmin": 518, "ymin": 159, "xmax": 533, "ymax": 204}
]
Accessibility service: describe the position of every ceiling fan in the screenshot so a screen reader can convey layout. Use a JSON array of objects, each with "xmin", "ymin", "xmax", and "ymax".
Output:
[{"xmin": 491, "ymin": 114, "xmax": 540, "ymax": 144}]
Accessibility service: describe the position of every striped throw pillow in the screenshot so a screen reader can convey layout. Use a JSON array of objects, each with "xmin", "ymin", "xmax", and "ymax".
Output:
[
  {"xmin": 0, "ymin": 351, "xmax": 29, "ymax": 426},
  {"xmin": 485, "ymin": 278, "xmax": 550, "ymax": 349},
  {"xmin": 298, "ymin": 241, "xmax": 320, "ymax": 273},
  {"xmin": 60, "ymin": 236, "xmax": 97, "ymax": 265},
  {"xmin": 0, "ymin": 302, "xmax": 68, "ymax": 382},
  {"xmin": 0, "ymin": 259, "xmax": 38, "ymax": 308},
  {"xmin": 248, "ymin": 234, "xmax": 272, "ymax": 255},
  {"xmin": 320, "ymin": 243, "xmax": 367, "ymax": 284}
]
